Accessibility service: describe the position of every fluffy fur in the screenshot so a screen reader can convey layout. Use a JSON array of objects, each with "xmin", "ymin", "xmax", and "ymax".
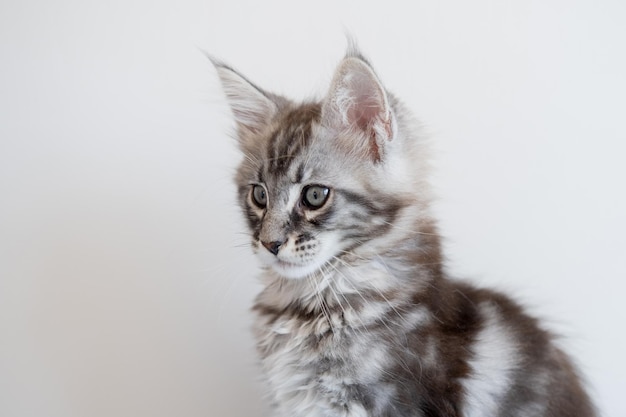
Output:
[{"xmin": 212, "ymin": 47, "xmax": 596, "ymax": 417}]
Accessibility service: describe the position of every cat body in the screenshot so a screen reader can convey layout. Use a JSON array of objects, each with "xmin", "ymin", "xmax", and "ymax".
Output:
[{"xmin": 212, "ymin": 47, "xmax": 595, "ymax": 417}]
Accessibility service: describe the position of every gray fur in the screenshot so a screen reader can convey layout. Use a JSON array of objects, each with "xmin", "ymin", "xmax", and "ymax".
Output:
[{"xmin": 213, "ymin": 48, "xmax": 596, "ymax": 417}]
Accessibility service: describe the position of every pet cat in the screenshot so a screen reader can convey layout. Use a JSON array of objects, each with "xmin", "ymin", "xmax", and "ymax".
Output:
[{"xmin": 212, "ymin": 46, "xmax": 596, "ymax": 417}]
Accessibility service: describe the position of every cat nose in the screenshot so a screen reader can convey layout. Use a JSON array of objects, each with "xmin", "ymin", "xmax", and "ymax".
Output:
[{"xmin": 261, "ymin": 240, "xmax": 284, "ymax": 256}]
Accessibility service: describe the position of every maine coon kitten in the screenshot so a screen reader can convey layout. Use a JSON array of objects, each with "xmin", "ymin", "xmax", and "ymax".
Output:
[{"xmin": 212, "ymin": 47, "xmax": 596, "ymax": 417}]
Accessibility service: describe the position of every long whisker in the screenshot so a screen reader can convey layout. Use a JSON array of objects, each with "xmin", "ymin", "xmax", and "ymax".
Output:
[
  {"xmin": 308, "ymin": 272, "xmax": 334, "ymax": 334},
  {"xmin": 327, "ymin": 255, "xmax": 422, "ymax": 383},
  {"xmin": 323, "ymin": 261, "xmax": 370, "ymax": 340}
]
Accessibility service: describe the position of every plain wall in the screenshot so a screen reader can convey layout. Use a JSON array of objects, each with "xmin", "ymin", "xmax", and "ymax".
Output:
[{"xmin": 1, "ymin": 1, "xmax": 624, "ymax": 416}]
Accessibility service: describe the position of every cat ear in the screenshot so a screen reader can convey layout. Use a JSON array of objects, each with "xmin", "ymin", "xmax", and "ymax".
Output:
[
  {"xmin": 322, "ymin": 55, "xmax": 395, "ymax": 163},
  {"xmin": 211, "ymin": 58, "xmax": 279, "ymax": 139}
]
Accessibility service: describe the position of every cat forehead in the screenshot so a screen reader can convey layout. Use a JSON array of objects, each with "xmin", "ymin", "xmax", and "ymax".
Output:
[
  {"xmin": 244, "ymin": 102, "xmax": 362, "ymax": 186},
  {"xmin": 262, "ymin": 103, "xmax": 326, "ymax": 179}
]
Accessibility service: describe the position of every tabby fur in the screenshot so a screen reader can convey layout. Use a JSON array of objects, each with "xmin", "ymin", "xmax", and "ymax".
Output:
[{"xmin": 212, "ymin": 46, "xmax": 596, "ymax": 417}]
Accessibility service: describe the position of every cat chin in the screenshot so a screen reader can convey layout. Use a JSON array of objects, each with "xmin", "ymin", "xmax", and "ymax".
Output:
[{"xmin": 268, "ymin": 258, "xmax": 326, "ymax": 280}]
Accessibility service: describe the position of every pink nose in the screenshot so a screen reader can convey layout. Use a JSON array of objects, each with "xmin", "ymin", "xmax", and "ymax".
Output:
[{"xmin": 261, "ymin": 240, "xmax": 283, "ymax": 256}]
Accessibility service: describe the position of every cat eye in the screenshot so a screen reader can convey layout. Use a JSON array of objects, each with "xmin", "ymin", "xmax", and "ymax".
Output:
[
  {"xmin": 302, "ymin": 185, "xmax": 330, "ymax": 209},
  {"xmin": 251, "ymin": 185, "xmax": 267, "ymax": 208}
]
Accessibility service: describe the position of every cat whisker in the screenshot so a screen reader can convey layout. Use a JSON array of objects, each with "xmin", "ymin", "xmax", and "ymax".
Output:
[
  {"xmin": 332, "ymin": 254, "xmax": 412, "ymax": 327},
  {"xmin": 379, "ymin": 219, "xmax": 439, "ymax": 236},
  {"xmin": 307, "ymin": 271, "xmax": 335, "ymax": 334},
  {"xmin": 322, "ymin": 261, "xmax": 369, "ymax": 337},
  {"xmin": 328, "ymin": 255, "xmax": 422, "ymax": 383}
]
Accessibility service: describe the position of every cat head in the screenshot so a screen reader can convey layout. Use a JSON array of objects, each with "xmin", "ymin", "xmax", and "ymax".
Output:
[{"xmin": 213, "ymin": 48, "xmax": 432, "ymax": 280}]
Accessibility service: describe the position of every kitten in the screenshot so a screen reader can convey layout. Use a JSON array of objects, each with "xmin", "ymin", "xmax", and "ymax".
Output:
[{"xmin": 212, "ymin": 47, "xmax": 596, "ymax": 417}]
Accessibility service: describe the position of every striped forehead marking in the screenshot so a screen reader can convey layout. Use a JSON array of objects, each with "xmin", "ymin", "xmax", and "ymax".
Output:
[{"xmin": 266, "ymin": 103, "xmax": 321, "ymax": 176}]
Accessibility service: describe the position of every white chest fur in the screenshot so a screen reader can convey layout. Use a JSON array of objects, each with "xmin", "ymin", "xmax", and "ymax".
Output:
[
  {"xmin": 255, "ymin": 304, "xmax": 393, "ymax": 417},
  {"xmin": 253, "ymin": 264, "xmax": 434, "ymax": 416}
]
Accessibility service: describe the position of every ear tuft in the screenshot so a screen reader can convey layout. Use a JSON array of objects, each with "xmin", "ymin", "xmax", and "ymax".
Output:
[
  {"xmin": 211, "ymin": 59, "xmax": 278, "ymax": 138},
  {"xmin": 322, "ymin": 54, "xmax": 395, "ymax": 163}
]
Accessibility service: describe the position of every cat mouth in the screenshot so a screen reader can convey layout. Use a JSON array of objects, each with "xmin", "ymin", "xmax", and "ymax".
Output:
[{"xmin": 275, "ymin": 259, "xmax": 300, "ymax": 269}]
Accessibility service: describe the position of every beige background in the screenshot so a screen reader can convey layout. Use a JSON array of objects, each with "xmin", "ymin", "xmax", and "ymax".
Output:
[{"xmin": 1, "ymin": 1, "xmax": 625, "ymax": 416}]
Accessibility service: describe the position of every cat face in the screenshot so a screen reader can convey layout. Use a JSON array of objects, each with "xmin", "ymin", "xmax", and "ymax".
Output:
[
  {"xmin": 235, "ymin": 107, "xmax": 405, "ymax": 279},
  {"xmin": 240, "ymin": 109, "xmax": 339, "ymax": 279},
  {"xmin": 214, "ymin": 53, "xmax": 426, "ymax": 279}
]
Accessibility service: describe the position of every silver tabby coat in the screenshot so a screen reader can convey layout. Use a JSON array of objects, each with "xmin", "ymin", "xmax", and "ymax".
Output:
[{"xmin": 212, "ymin": 47, "xmax": 596, "ymax": 417}]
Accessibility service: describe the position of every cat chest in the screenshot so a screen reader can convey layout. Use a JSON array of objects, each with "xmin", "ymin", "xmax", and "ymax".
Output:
[{"xmin": 257, "ymin": 316, "xmax": 391, "ymax": 416}]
